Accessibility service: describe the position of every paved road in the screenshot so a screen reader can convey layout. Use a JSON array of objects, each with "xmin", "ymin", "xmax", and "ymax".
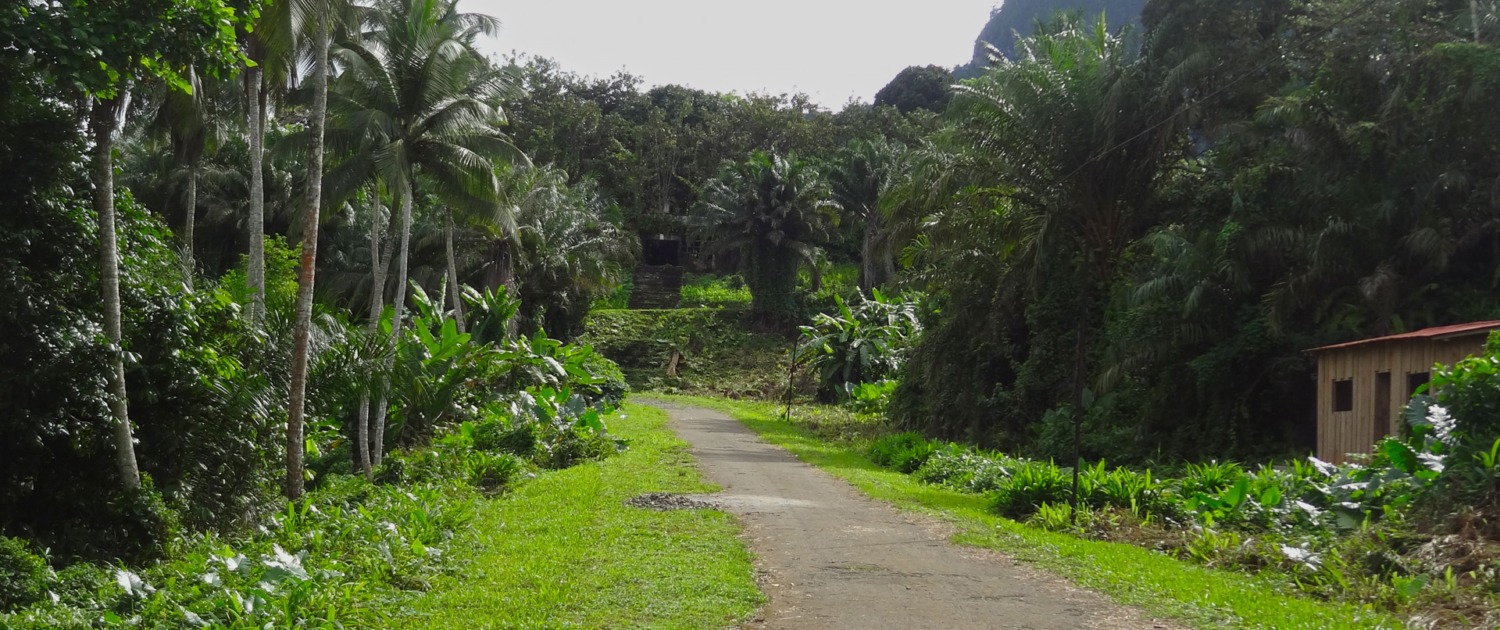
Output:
[{"xmin": 654, "ymin": 402, "xmax": 1178, "ymax": 630}]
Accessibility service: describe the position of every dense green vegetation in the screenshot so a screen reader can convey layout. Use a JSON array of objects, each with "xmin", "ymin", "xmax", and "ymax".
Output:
[
  {"xmin": 5, "ymin": 0, "xmax": 1500, "ymax": 624},
  {"xmin": 0, "ymin": 0, "xmax": 651, "ymax": 622},
  {"xmin": 0, "ymin": 382, "xmax": 627, "ymax": 626},
  {"xmin": 887, "ymin": 4, "xmax": 1500, "ymax": 464}
]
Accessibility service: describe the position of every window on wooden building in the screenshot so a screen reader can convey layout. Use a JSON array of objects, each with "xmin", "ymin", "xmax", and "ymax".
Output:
[
  {"xmin": 1407, "ymin": 372, "xmax": 1430, "ymax": 397},
  {"xmin": 1332, "ymin": 379, "xmax": 1354, "ymax": 412}
]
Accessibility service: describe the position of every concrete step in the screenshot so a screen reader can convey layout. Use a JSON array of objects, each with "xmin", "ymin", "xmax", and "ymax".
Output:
[{"xmin": 629, "ymin": 264, "xmax": 685, "ymax": 309}]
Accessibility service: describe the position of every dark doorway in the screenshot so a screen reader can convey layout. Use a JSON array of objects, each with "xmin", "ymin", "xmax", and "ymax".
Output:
[
  {"xmin": 1374, "ymin": 371, "xmax": 1391, "ymax": 441},
  {"xmin": 641, "ymin": 236, "xmax": 682, "ymax": 266}
]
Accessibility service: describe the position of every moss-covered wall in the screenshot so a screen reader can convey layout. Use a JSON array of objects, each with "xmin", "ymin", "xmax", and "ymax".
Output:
[{"xmin": 579, "ymin": 308, "xmax": 814, "ymax": 400}]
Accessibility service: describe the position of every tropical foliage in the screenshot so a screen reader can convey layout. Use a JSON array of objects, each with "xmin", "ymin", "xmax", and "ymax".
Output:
[
  {"xmin": 696, "ymin": 152, "xmax": 840, "ymax": 322},
  {"xmin": 797, "ymin": 290, "xmax": 921, "ymax": 400},
  {"xmin": 5, "ymin": 0, "xmax": 1500, "ymax": 624}
]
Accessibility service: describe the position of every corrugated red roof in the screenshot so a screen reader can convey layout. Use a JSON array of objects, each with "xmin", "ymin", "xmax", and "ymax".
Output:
[{"xmin": 1310, "ymin": 321, "xmax": 1500, "ymax": 352}]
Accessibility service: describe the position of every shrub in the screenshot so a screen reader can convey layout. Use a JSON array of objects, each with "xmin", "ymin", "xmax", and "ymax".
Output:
[
  {"xmin": 0, "ymin": 537, "xmax": 48, "ymax": 611},
  {"xmin": 842, "ymin": 380, "xmax": 897, "ymax": 415},
  {"xmin": 373, "ymin": 448, "xmax": 466, "ymax": 487},
  {"xmin": 1088, "ymin": 465, "xmax": 1161, "ymax": 513},
  {"xmin": 798, "ymin": 290, "xmax": 922, "ymax": 399},
  {"xmin": 1401, "ymin": 332, "xmax": 1500, "ymax": 500},
  {"xmin": 3, "ymin": 474, "xmax": 476, "ymax": 628},
  {"xmin": 1029, "ymin": 502, "xmax": 1092, "ymax": 532},
  {"xmin": 964, "ymin": 460, "xmax": 1016, "ymax": 494},
  {"xmin": 1182, "ymin": 526, "xmax": 1247, "ymax": 566},
  {"xmin": 992, "ymin": 460, "xmax": 1075, "ymax": 519},
  {"xmin": 474, "ymin": 421, "xmax": 537, "ymax": 456},
  {"xmin": 868, "ymin": 432, "xmax": 938, "ymax": 473},
  {"xmin": 1178, "ymin": 461, "xmax": 1245, "ymax": 497},
  {"xmin": 580, "ymin": 351, "xmax": 630, "ymax": 408},
  {"xmin": 533, "ymin": 429, "xmax": 618, "ymax": 470},
  {"xmin": 913, "ymin": 446, "xmax": 1016, "ymax": 493},
  {"xmin": 912, "ymin": 445, "xmax": 978, "ymax": 486},
  {"xmin": 93, "ymin": 477, "xmax": 181, "ymax": 562},
  {"xmin": 467, "ymin": 452, "xmax": 523, "ymax": 492},
  {"xmin": 1430, "ymin": 331, "xmax": 1500, "ymax": 449}
]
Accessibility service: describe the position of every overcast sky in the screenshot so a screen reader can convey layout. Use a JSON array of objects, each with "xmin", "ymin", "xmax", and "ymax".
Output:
[{"xmin": 457, "ymin": 0, "xmax": 999, "ymax": 109}]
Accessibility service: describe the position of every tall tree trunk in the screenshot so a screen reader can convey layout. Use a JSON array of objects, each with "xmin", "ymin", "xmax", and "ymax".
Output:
[
  {"xmin": 92, "ymin": 93, "xmax": 141, "ymax": 491},
  {"xmin": 183, "ymin": 160, "xmax": 198, "ymax": 290},
  {"xmin": 372, "ymin": 182, "xmax": 414, "ymax": 467},
  {"xmin": 246, "ymin": 64, "xmax": 267, "ymax": 324},
  {"xmin": 286, "ymin": 14, "xmax": 331, "ymax": 500},
  {"xmin": 445, "ymin": 209, "xmax": 466, "ymax": 332},
  {"xmin": 859, "ymin": 209, "xmax": 881, "ymax": 291},
  {"xmin": 1474, "ymin": 0, "xmax": 1483, "ymax": 43},
  {"xmin": 355, "ymin": 184, "xmax": 385, "ymax": 480}
]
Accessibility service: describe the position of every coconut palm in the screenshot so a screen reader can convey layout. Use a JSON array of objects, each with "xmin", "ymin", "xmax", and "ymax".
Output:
[
  {"xmin": 242, "ymin": 33, "xmax": 269, "ymax": 323},
  {"xmin": 87, "ymin": 91, "xmax": 142, "ymax": 490},
  {"xmin": 141, "ymin": 66, "xmax": 234, "ymax": 287},
  {"xmin": 696, "ymin": 151, "xmax": 839, "ymax": 323},
  {"xmin": 239, "ymin": 0, "xmax": 294, "ymax": 324},
  {"xmin": 283, "ymin": 0, "xmax": 364, "ymax": 498},
  {"xmin": 324, "ymin": 0, "xmax": 522, "ymax": 465}
]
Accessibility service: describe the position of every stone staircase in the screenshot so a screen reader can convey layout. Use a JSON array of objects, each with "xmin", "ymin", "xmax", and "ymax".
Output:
[{"xmin": 628, "ymin": 265, "xmax": 684, "ymax": 309}]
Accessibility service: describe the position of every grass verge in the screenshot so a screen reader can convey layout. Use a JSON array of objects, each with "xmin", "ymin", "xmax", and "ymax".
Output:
[
  {"xmin": 660, "ymin": 395, "xmax": 1401, "ymax": 630},
  {"xmin": 402, "ymin": 403, "xmax": 762, "ymax": 629}
]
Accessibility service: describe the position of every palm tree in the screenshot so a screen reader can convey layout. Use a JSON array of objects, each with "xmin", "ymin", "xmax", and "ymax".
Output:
[
  {"xmin": 950, "ymin": 14, "xmax": 1174, "ymax": 359},
  {"xmin": 89, "ymin": 90, "xmax": 143, "ymax": 491},
  {"xmin": 242, "ymin": 31, "xmax": 269, "ymax": 323},
  {"xmin": 696, "ymin": 151, "xmax": 839, "ymax": 323},
  {"xmin": 284, "ymin": 0, "xmax": 336, "ymax": 500},
  {"xmin": 944, "ymin": 15, "xmax": 1179, "ymax": 513},
  {"xmin": 325, "ymin": 0, "xmax": 522, "ymax": 465},
  {"xmin": 492, "ymin": 166, "xmax": 637, "ymax": 336},
  {"xmin": 239, "ymin": 0, "xmax": 296, "ymax": 324},
  {"xmin": 143, "ymin": 66, "xmax": 220, "ymax": 287},
  {"xmin": 827, "ymin": 138, "xmax": 906, "ymax": 291}
]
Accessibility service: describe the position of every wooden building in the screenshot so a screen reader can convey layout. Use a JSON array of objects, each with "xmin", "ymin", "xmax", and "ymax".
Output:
[{"xmin": 1310, "ymin": 321, "xmax": 1500, "ymax": 463}]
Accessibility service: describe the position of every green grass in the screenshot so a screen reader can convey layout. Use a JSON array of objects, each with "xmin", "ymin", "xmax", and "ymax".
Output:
[
  {"xmin": 402, "ymin": 403, "xmax": 762, "ymax": 629},
  {"xmin": 679, "ymin": 274, "xmax": 752, "ymax": 307},
  {"xmin": 662, "ymin": 395, "xmax": 1403, "ymax": 630}
]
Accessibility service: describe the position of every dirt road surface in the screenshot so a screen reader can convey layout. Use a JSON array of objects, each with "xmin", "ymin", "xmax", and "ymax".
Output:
[{"xmin": 653, "ymin": 402, "xmax": 1180, "ymax": 630}]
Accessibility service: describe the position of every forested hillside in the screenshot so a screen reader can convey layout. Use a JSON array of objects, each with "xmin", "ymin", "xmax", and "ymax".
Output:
[
  {"xmin": 956, "ymin": 0, "xmax": 1147, "ymax": 76},
  {"xmin": 891, "ymin": 0, "xmax": 1500, "ymax": 464}
]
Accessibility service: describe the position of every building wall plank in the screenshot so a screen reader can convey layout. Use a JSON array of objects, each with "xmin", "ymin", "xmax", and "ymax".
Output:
[{"xmin": 1313, "ymin": 334, "xmax": 1489, "ymax": 463}]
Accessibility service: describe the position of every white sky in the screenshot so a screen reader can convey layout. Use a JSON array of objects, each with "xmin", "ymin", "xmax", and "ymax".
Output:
[{"xmin": 458, "ymin": 0, "xmax": 999, "ymax": 109}]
